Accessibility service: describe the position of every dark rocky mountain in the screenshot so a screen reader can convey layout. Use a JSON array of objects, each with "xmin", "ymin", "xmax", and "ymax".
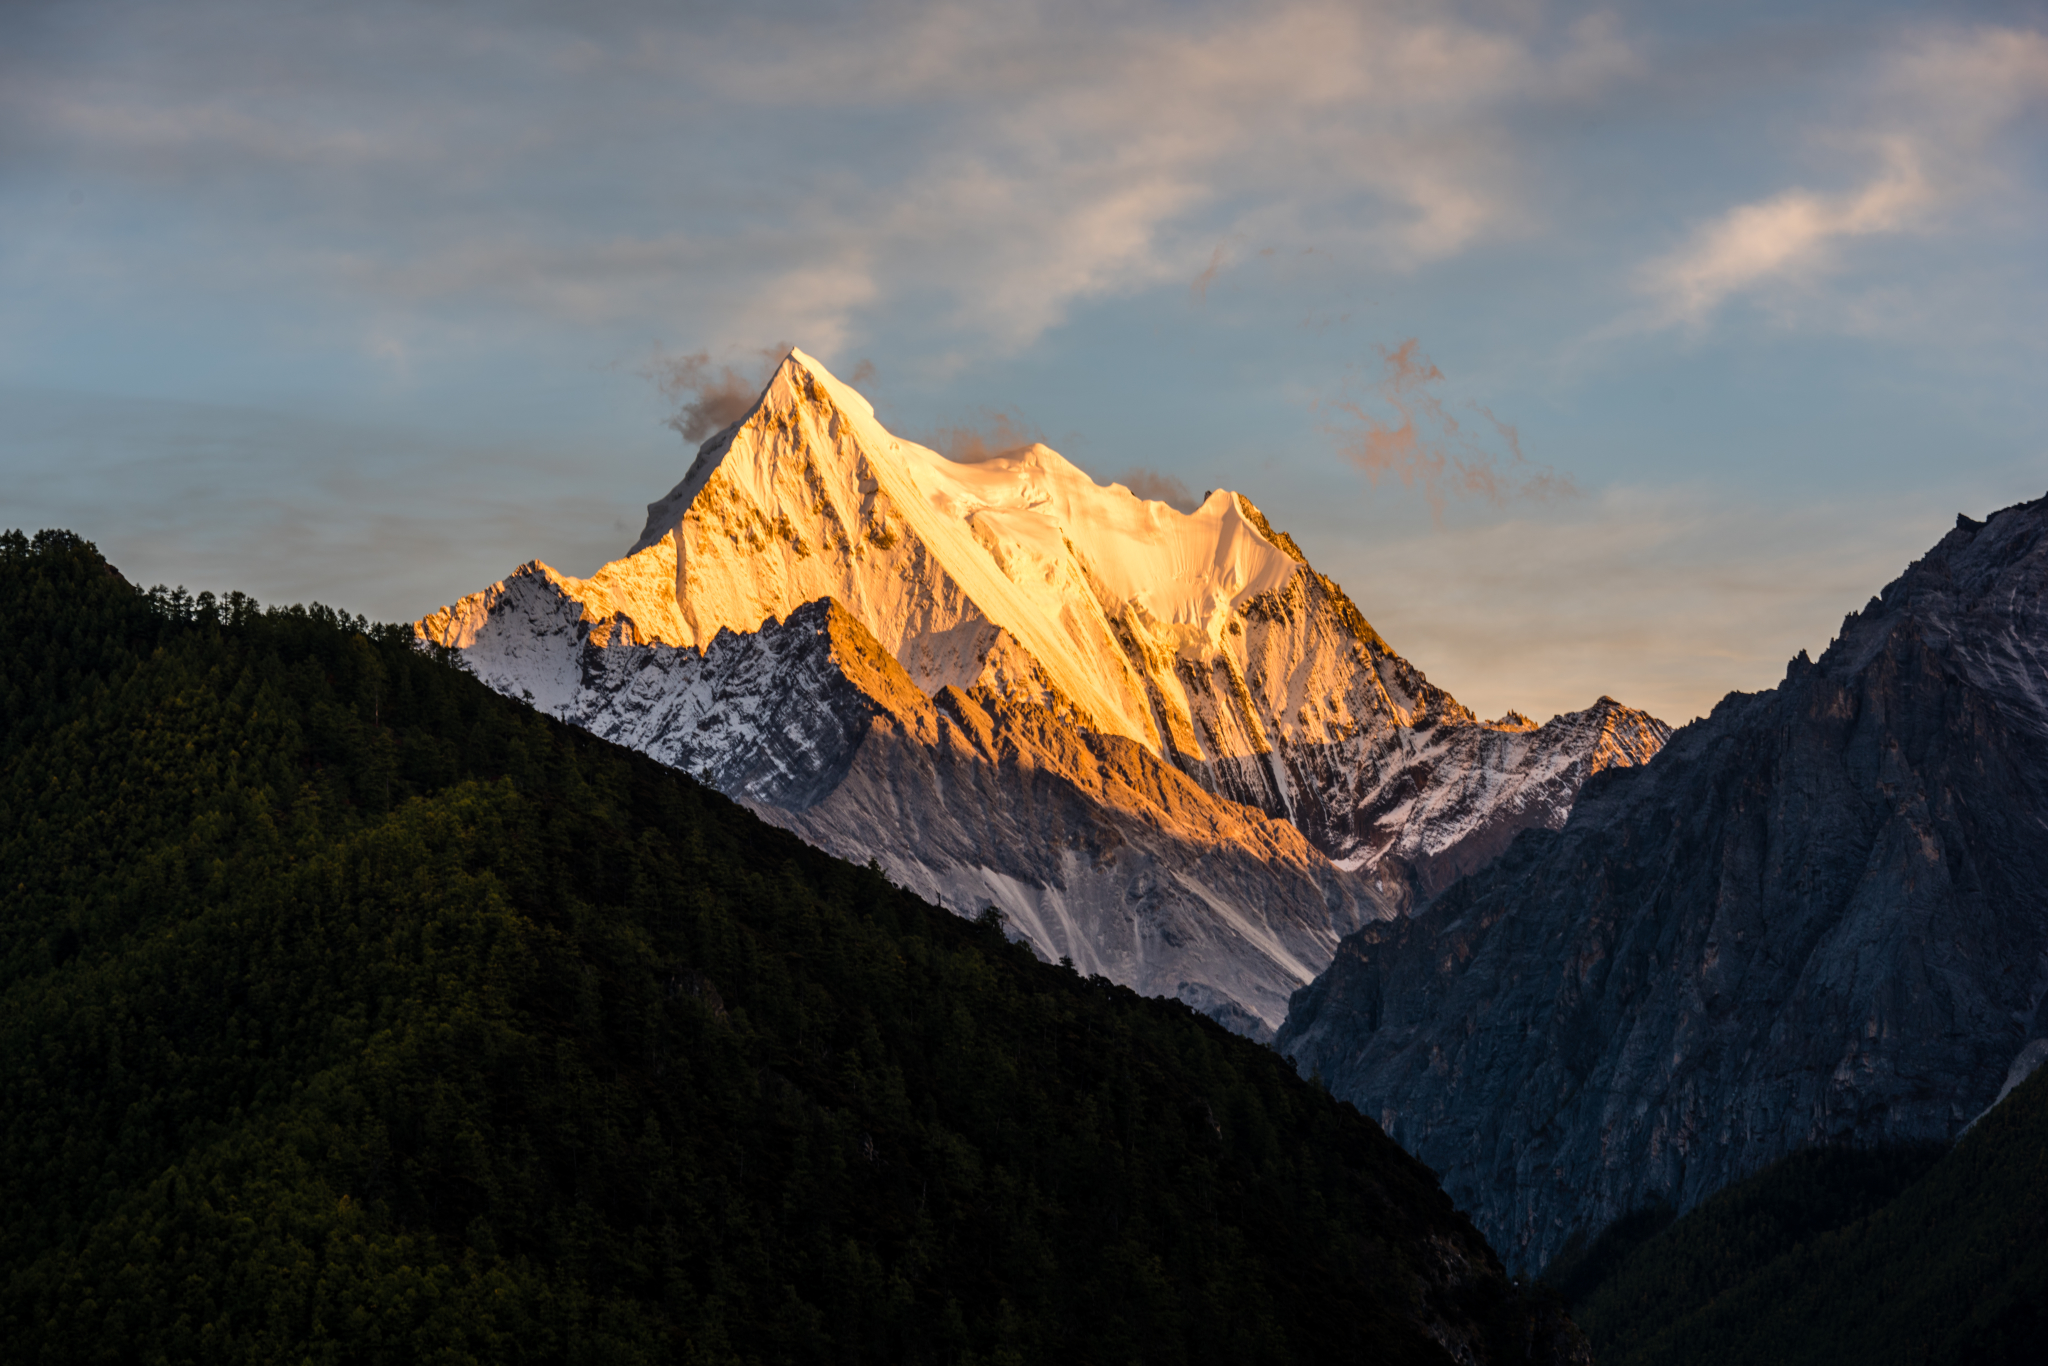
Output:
[{"xmin": 1278, "ymin": 496, "xmax": 2048, "ymax": 1271}]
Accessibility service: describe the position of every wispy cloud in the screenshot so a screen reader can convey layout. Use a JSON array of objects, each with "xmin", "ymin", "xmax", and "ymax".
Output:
[
  {"xmin": 1639, "ymin": 25, "xmax": 2048, "ymax": 327},
  {"xmin": 1190, "ymin": 238, "xmax": 1236, "ymax": 304},
  {"xmin": 1114, "ymin": 467, "xmax": 1199, "ymax": 511},
  {"xmin": 647, "ymin": 345, "xmax": 790, "ymax": 443},
  {"xmin": 1328, "ymin": 340, "xmax": 1575, "ymax": 521},
  {"xmin": 1644, "ymin": 141, "xmax": 1932, "ymax": 326},
  {"xmin": 923, "ymin": 409, "xmax": 1042, "ymax": 464},
  {"xmin": 4, "ymin": 0, "xmax": 1641, "ymax": 360}
]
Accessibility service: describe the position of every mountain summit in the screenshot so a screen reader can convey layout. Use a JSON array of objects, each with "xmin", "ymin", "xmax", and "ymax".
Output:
[
  {"xmin": 420, "ymin": 350, "xmax": 1666, "ymax": 1032},
  {"xmin": 622, "ymin": 348, "xmax": 1299, "ymax": 755}
]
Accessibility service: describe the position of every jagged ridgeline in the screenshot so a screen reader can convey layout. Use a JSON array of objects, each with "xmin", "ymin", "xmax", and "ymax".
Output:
[
  {"xmin": 418, "ymin": 349, "xmax": 1667, "ymax": 1039},
  {"xmin": 0, "ymin": 530, "xmax": 1585, "ymax": 1365},
  {"xmin": 1279, "ymin": 496, "xmax": 2048, "ymax": 1272}
]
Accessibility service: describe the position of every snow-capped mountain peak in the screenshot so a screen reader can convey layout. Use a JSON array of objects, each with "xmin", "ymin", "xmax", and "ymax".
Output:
[
  {"xmin": 418, "ymin": 347, "xmax": 1668, "ymax": 1035},
  {"xmin": 609, "ymin": 348, "xmax": 1303, "ymax": 755}
]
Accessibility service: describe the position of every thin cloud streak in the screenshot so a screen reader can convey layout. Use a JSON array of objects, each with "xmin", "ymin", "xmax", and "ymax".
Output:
[
  {"xmin": 1645, "ymin": 141, "xmax": 1933, "ymax": 326},
  {"xmin": 1639, "ymin": 25, "xmax": 2048, "ymax": 327},
  {"xmin": 3, "ymin": 0, "xmax": 1644, "ymax": 360},
  {"xmin": 1329, "ymin": 340, "xmax": 1576, "ymax": 522},
  {"xmin": 1190, "ymin": 240, "xmax": 1232, "ymax": 303}
]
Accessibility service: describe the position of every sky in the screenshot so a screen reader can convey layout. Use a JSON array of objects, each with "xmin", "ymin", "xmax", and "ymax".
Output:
[{"xmin": 5, "ymin": 0, "xmax": 2047, "ymax": 724}]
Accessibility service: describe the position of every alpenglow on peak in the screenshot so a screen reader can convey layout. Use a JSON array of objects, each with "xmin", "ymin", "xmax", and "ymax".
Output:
[
  {"xmin": 610, "ymin": 347, "xmax": 1304, "ymax": 756},
  {"xmin": 419, "ymin": 348, "xmax": 1668, "ymax": 1035}
]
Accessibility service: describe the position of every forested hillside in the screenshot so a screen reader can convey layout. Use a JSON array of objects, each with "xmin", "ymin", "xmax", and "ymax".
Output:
[
  {"xmin": 1549, "ymin": 1066, "xmax": 2048, "ymax": 1365},
  {"xmin": 0, "ymin": 530, "xmax": 1581, "ymax": 1365}
]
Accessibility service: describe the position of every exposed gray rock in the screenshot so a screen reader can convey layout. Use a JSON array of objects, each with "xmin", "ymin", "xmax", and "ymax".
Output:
[
  {"xmin": 1206, "ymin": 504, "xmax": 1669, "ymax": 889},
  {"xmin": 553, "ymin": 594, "xmax": 1389, "ymax": 1033},
  {"xmin": 1278, "ymin": 498, "xmax": 2048, "ymax": 1272}
]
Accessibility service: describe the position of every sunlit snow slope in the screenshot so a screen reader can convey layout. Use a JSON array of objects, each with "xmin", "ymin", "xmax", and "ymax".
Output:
[{"xmin": 420, "ymin": 350, "xmax": 1667, "ymax": 1033}]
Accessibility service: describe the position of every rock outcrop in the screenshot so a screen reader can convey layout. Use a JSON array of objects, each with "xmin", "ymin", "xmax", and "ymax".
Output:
[
  {"xmin": 1278, "ymin": 499, "xmax": 2048, "ymax": 1270},
  {"xmin": 420, "ymin": 348, "xmax": 1667, "ymax": 1033}
]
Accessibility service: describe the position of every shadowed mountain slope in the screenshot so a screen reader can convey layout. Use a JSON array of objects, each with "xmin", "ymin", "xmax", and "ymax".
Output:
[
  {"xmin": 1279, "ymin": 497, "xmax": 2048, "ymax": 1270},
  {"xmin": 0, "ymin": 528, "xmax": 1587, "ymax": 1365},
  {"xmin": 1555, "ymin": 1062, "xmax": 2048, "ymax": 1366}
]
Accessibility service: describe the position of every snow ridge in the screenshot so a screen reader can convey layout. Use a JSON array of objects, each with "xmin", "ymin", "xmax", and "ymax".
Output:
[{"xmin": 419, "ymin": 349, "xmax": 1667, "ymax": 1032}]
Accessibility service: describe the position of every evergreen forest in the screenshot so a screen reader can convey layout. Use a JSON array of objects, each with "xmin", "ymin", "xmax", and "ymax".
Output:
[
  {"xmin": 0, "ymin": 529, "xmax": 1571, "ymax": 1365},
  {"xmin": 1545, "ymin": 1067, "xmax": 2048, "ymax": 1365}
]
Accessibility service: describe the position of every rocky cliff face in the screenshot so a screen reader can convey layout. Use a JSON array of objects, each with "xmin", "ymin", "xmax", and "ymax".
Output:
[
  {"xmin": 1278, "ymin": 498, "xmax": 2048, "ymax": 1271},
  {"xmin": 467, "ymin": 592, "xmax": 1382, "ymax": 1032},
  {"xmin": 419, "ymin": 349, "xmax": 1665, "ymax": 1034}
]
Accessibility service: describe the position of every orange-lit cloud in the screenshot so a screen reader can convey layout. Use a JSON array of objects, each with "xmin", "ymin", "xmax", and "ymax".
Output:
[
  {"xmin": 1191, "ymin": 236, "xmax": 1246, "ymax": 303},
  {"xmin": 1330, "ymin": 340, "xmax": 1575, "ymax": 521}
]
